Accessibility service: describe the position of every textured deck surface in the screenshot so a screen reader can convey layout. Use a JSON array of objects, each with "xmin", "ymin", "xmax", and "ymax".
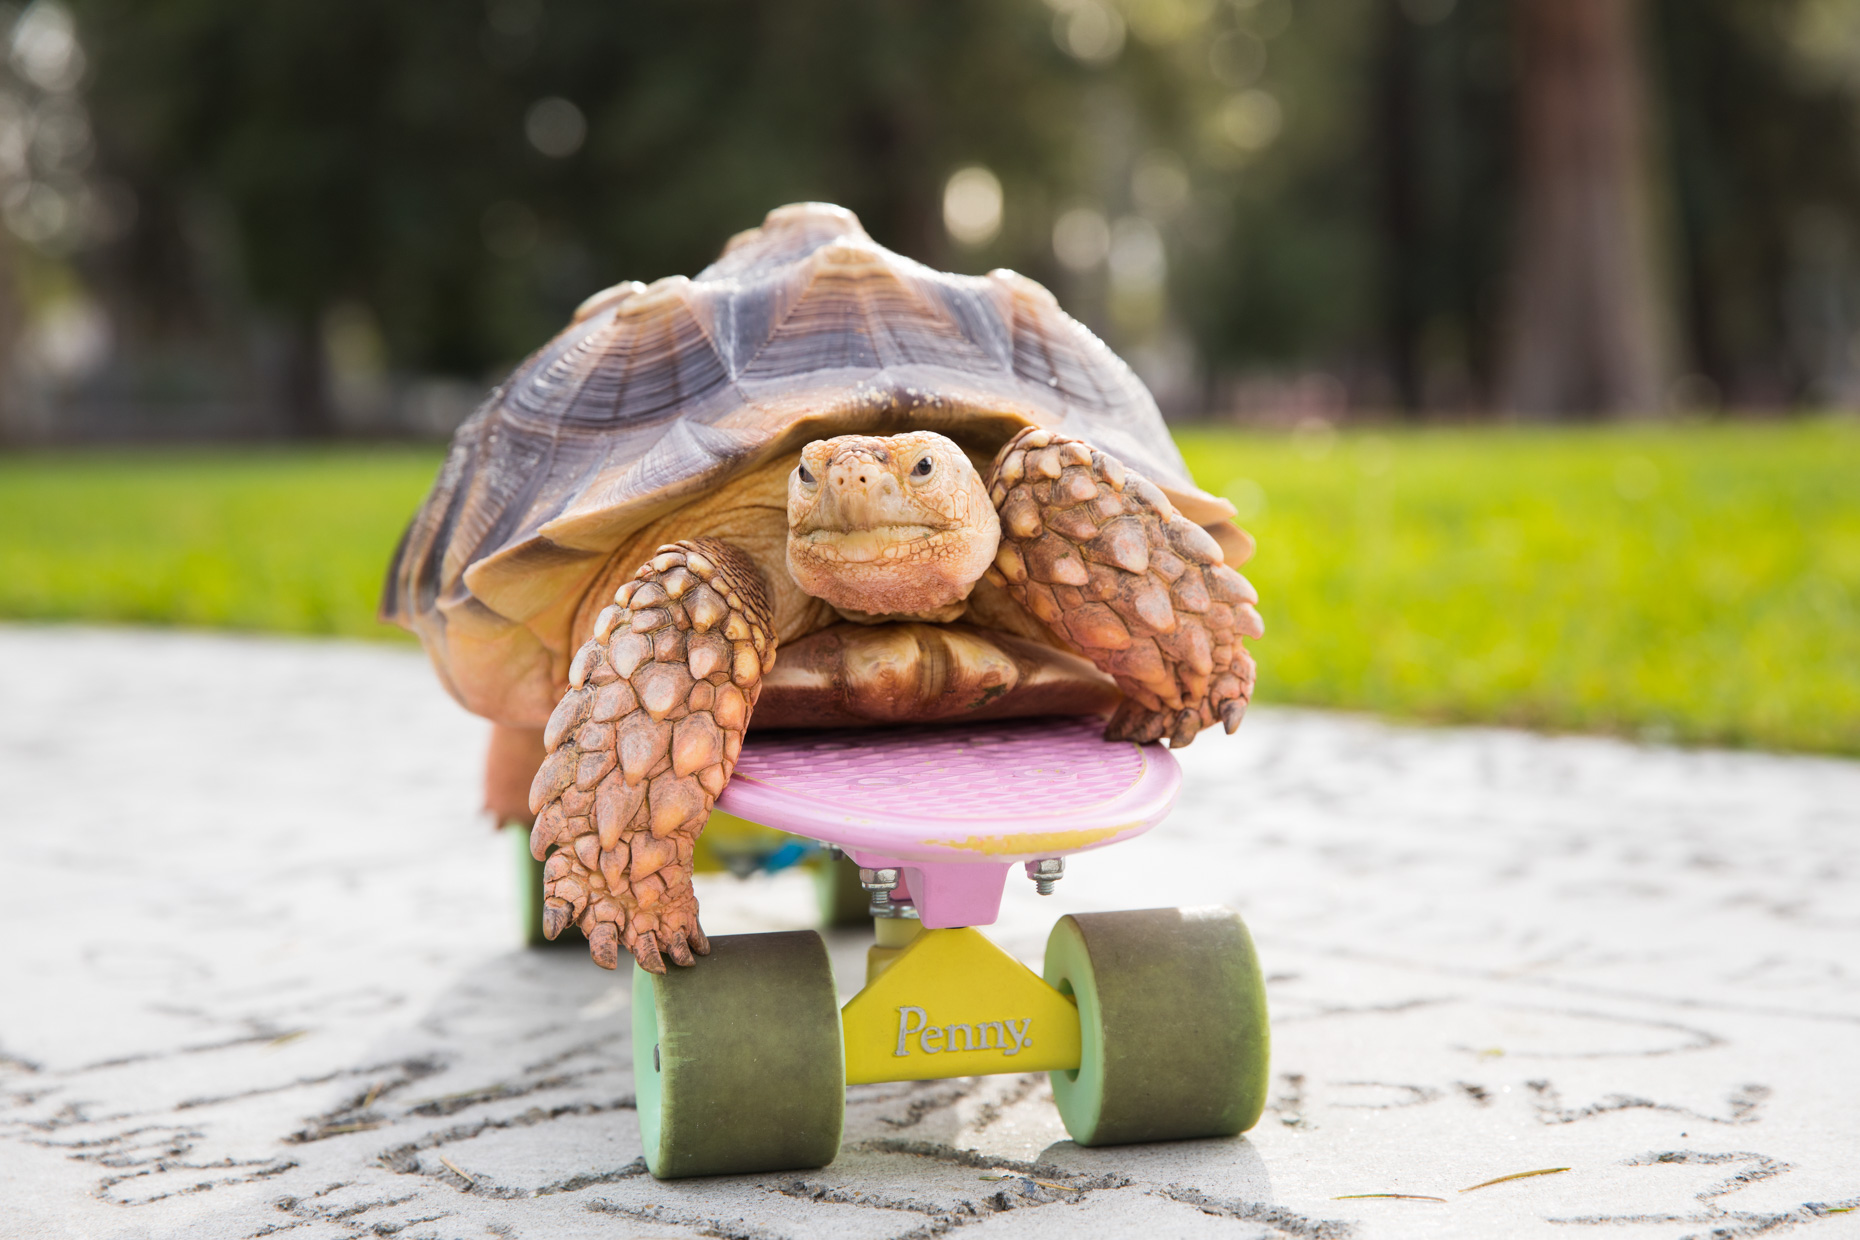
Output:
[
  {"xmin": 2, "ymin": 625, "xmax": 1858, "ymax": 1240},
  {"xmin": 720, "ymin": 716, "xmax": 1179, "ymax": 860}
]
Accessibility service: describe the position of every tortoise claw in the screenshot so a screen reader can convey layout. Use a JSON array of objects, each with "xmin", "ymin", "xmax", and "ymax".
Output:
[
  {"xmin": 588, "ymin": 922, "xmax": 622, "ymax": 970},
  {"xmin": 1105, "ymin": 700, "xmax": 1170, "ymax": 745},
  {"xmin": 542, "ymin": 897, "xmax": 573, "ymax": 940},
  {"xmin": 666, "ymin": 930, "xmax": 697, "ymax": 967},
  {"xmin": 1168, "ymin": 710, "xmax": 1201, "ymax": 748},
  {"xmin": 632, "ymin": 930, "xmax": 666, "ymax": 974}
]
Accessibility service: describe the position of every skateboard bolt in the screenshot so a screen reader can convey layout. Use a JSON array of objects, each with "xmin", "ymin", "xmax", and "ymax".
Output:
[
  {"xmin": 859, "ymin": 867, "xmax": 900, "ymax": 909},
  {"xmin": 1026, "ymin": 857, "xmax": 1064, "ymax": 895}
]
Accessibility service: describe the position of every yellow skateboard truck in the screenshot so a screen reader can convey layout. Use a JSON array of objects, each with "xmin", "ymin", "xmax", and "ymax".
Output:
[{"xmin": 843, "ymin": 922, "xmax": 1083, "ymax": 1084}]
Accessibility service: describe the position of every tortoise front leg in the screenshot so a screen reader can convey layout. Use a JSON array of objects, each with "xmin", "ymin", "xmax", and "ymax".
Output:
[
  {"xmin": 528, "ymin": 538, "xmax": 776, "ymax": 973},
  {"xmin": 984, "ymin": 428, "xmax": 1263, "ymax": 748}
]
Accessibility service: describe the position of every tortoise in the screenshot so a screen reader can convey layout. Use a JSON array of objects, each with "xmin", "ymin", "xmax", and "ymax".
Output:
[{"xmin": 383, "ymin": 202, "xmax": 1262, "ymax": 974}]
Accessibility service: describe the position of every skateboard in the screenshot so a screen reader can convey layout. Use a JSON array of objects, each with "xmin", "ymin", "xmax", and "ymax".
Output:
[{"xmin": 622, "ymin": 715, "xmax": 1271, "ymax": 1179}]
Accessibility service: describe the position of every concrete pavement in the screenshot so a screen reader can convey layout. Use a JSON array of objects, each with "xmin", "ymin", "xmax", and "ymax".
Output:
[{"xmin": 2, "ymin": 624, "xmax": 1857, "ymax": 1239}]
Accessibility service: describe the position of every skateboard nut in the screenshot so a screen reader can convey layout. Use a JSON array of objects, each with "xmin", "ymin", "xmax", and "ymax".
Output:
[
  {"xmin": 859, "ymin": 867, "xmax": 901, "ymax": 910},
  {"xmin": 855, "ymin": 873, "xmax": 900, "ymax": 903},
  {"xmin": 1026, "ymin": 857, "xmax": 1065, "ymax": 895}
]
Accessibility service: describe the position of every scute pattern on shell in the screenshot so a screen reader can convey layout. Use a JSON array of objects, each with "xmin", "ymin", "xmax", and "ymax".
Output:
[{"xmin": 381, "ymin": 202, "xmax": 1227, "ymax": 725}]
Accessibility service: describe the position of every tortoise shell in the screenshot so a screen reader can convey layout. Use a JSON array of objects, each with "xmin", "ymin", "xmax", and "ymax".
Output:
[{"xmin": 383, "ymin": 202, "xmax": 1236, "ymax": 724}]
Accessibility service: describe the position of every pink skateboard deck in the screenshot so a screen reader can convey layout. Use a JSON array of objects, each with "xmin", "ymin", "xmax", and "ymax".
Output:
[{"xmin": 716, "ymin": 716, "xmax": 1181, "ymax": 929}]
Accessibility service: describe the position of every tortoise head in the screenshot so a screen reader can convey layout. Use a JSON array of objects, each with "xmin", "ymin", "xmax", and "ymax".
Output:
[{"xmin": 785, "ymin": 431, "xmax": 1002, "ymax": 619}]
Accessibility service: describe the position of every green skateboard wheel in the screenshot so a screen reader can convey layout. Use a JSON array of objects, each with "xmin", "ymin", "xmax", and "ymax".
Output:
[
  {"xmin": 632, "ymin": 930, "xmax": 845, "ymax": 1178},
  {"xmin": 815, "ymin": 855, "xmax": 872, "ymax": 927},
  {"xmin": 1043, "ymin": 906, "xmax": 1269, "ymax": 1146}
]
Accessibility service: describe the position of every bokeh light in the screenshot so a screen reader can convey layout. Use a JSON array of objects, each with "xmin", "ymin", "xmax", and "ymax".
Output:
[{"xmin": 942, "ymin": 166, "xmax": 1003, "ymax": 248}]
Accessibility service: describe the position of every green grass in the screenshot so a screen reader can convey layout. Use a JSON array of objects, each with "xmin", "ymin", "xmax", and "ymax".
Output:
[
  {"xmin": 2, "ymin": 422, "xmax": 1856, "ymax": 753},
  {"xmin": 0, "ymin": 448, "xmax": 442, "ymax": 640},
  {"xmin": 1176, "ymin": 419, "xmax": 1860, "ymax": 754}
]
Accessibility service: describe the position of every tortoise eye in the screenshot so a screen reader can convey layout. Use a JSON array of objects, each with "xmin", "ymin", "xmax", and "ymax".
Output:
[
  {"xmin": 911, "ymin": 457, "xmax": 934, "ymax": 478},
  {"xmin": 797, "ymin": 464, "xmax": 816, "ymax": 486}
]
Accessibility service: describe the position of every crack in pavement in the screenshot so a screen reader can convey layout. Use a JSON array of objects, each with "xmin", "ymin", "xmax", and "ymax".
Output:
[
  {"xmin": 517, "ymin": 1030, "xmax": 627, "ymax": 1075},
  {"xmin": 595, "ymin": 1163, "xmax": 1133, "ymax": 1240},
  {"xmin": 248, "ymin": 1185, "xmax": 431, "ymax": 1238},
  {"xmin": 1277, "ymin": 996, "xmax": 1461, "ymax": 1024},
  {"xmin": 1545, "ymin": 1150, "xmax": 1860, "ymax": 1237},
  {"xmin": 870, "ymin": 1079, "xmax": 987, "ymax": 1130},
  {"xmin": 774, "ymin": 1175, "xmax": 1124, "ymax": 1239},
  {"xmin": 1527, "ymin": 1080, "xmax": 1771, "ymax": 1126},
  {"xmin": 1468, "ymin": 1006, "xmax": 1726, "ymax": 1060},
  {"xmin": 0, "ymin": 1046, "xmax": 43, "ymax": 1074},
  {"xmin": 1270, "ymin": 1072, "xmax": 1310, "ymax": 1129},
  {"xmin": 23, "ymin": 1114, "xmax": 309, "ymax": 1207},
  {"xmin": 94, "ymin": 1154, "xmax": 299, "ymax": 1207},
  {"xmin": 770, "ymin": 1177, "xmax": 969, "ymax": 1218},
  {"xmin": 1158, "ymin": 1184, "xmax": 1357, "ymax": 1239},
  {"xmin": 585, "ymin": 1200, "xmax": 793, "ymax": 1240},
  {"xmin": 966, "ymin": 1073, "xmax": 1047, "ymax": 1133},
  {"xmin": 1280, "ymin": 942, "xmax": 1860, "ymax": 1028},
  {"xmin": 181, "ymin": 1053, "xmax": 449, "ymax": 1112},
  {"xmin": 288, "ymin": 1056, "xmax": 448, "ymax": 1142},
  {"xmin": 851, "ymin": 1136, "xmax": 1133, "ymax": 1186},
  {"xmin": 73, "ymin": 1027, "xmax": 307, "ymax": 1074},
  {"xmin": 404, "ymin": 1070, "xmax": 602, "ymax": 1117},
  {"xmin": 412, "ymin": 1153, "xmax": 650, "ymax": 1201},
  {"xmin": 1328, "ymin": 1080, "xmax": 1444, "ymax": 1109},
  {"xmin": 375, "ymin": 1096, "xmax": 637, "ymax": 1172}
]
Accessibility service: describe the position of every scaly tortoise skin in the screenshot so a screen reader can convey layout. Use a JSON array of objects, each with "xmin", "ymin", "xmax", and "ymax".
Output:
[{"xmin": 383, "ymin": 203, "xmax": 1261, "ymax": 973}]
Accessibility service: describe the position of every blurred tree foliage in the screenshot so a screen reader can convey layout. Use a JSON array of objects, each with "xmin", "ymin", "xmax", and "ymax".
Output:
[
  {"xmin": 1658, "ymin": 0, "xmax": 1860, "ymax": 406},
  {"xmin": 35, "ymin": 0, "xmax": 1860, "ymax": 430},
  {"xmin": 72, "ymin": 0, "xmax": 1236, "ymax": 429}
]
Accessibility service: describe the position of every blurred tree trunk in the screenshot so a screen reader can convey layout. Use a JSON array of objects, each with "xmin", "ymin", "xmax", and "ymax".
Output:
[
  {"xmin": 275, "ymin": 319, "xmax": 333, "ymax": 438},
  {"xmin": 1498, "ymin": 0, "xmax": 1670, "ymax": 418},
  {"xmin": 1377, "ymin": 0, "xmax": 1422, "ymax": 415},
  {"xmin": 0, "ymin": 234, "xmax": 20, "ymax": 444}
]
